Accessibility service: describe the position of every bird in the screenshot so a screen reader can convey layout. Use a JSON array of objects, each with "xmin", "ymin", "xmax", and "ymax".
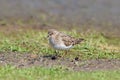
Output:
[{"xmin": 47, "ymin": 29, "xmax": 84, "ymax": 56}]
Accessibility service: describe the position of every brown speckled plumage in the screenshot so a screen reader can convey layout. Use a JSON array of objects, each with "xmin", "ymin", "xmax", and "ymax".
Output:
[{"xmin": 48, "ymin": 29, "xmax": 84, "ymax": 50}]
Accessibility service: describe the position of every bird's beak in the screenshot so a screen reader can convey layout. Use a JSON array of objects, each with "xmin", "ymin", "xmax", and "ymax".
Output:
[{"xmin": 47, "ymin": 35, "xmax": 49, "ymax": 39}]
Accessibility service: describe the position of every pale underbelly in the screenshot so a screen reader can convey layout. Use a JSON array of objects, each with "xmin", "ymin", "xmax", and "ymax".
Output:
[
  {"xmin": 49, "ymin": 38, "xmax": 73, "ymax": 50},
  {"xmin": 53, "ymin": 44, "xmax": 73, "ymax": 50}
]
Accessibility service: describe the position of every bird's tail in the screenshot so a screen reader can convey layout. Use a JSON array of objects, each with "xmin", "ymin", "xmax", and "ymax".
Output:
[{"xmin": 73, "ymin": 38, "xmax": 84, "ymax": 45}]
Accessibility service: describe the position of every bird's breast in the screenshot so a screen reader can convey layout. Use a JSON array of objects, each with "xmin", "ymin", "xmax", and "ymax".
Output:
[{"xmin": 49, "ymin": 37, "xmax": 73, "ymax": 50}]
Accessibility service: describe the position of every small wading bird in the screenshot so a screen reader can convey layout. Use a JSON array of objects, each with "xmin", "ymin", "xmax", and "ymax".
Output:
[{"xmin": 47, "ymin": 29, "xmax": 84, "ymax": 56}]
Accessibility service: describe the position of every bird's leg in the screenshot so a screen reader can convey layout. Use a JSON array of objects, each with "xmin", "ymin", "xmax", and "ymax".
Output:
[
  {"xmin": 54, "ymin": 50, "xmax": 59, "ymax": 56},
  {"xmin": 63, "ymin": 50, "xmax": 68, "ymax": 57},
  {"xmin": 65, "ymin": 50, "xmax": 67, "ymax": 55}
]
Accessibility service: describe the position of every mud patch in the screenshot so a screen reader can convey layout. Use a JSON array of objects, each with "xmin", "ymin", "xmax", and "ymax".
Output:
[{"xmin": 0, "ymin": 52, "xmax": 120, "ymax": 71}]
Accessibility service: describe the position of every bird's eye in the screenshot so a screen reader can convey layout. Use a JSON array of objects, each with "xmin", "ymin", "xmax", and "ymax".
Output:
[{"xmin": 49, "ymin": 32, "xmax": 53, "ymax": 35}]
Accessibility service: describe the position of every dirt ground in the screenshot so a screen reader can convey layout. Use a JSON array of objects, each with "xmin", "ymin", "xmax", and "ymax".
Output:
[{"xmin": 0, "ymin": 52, "xmax": 120, "ymax": 71}]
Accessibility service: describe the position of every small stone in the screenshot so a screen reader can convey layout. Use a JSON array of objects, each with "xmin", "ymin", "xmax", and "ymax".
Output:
[
  {"xmin": 30, "ymin": 54, "xmax": 38, "ymax": 58},
  {"xmin": 75, "ymin": 57, "xmax": 79, "ymax": 61},
  {"xmin": 51, "ymin": 56, "xmax": 57, "ymax": 60}
]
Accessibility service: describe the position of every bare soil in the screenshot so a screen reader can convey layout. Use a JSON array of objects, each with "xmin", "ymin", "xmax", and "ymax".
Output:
[{"xmin": 0, "ymin": 52, "xmax": 120, "ymax": 71}]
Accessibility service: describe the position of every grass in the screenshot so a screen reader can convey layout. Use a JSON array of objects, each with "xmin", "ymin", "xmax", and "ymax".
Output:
[
  {"xmin": 0, "ymin": 27, "xmax": 120, "ymax": 80},
  {"xmin": 0, "ymin": 65, "xmax": 120, "ymax": 80},
  {"xmin": 0, "ymin": 27, "xmax": 119, "ymax": 59}
]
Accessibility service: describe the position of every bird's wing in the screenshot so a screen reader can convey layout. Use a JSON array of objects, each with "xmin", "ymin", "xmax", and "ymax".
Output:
[{"xmin": 60, "ymin": 32, "xmax": 75, "ymax": 46}]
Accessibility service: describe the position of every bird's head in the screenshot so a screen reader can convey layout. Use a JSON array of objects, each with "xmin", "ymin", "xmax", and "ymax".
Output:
[{"xmin": 47, "ymin": 29, "xmax": 59, "ymax": 38}]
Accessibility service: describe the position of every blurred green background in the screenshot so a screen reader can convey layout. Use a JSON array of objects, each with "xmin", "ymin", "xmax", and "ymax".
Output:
[{"xmin": 0, "ymin": 0, "xmax": 120, "ymax": 37}]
